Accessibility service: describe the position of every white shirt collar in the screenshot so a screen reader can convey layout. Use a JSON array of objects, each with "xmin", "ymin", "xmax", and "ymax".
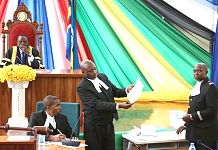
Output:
[
  {"xmin": 87, "ymin": 77, "xmax": 109, "ymax": 93},
  {"xmin": 44, "ymin": 112, "xmax": 56, "ymax": 129},
  {"xmin": 19, "ymin": 48, "xmax": 23, "ymax": 54},
  {"xmin": 190, "ymin": 80, "xmax": 203, "ymax": 96}
]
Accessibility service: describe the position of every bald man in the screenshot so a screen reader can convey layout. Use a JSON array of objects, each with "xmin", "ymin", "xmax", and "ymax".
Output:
[
  {"xmin": 176, "ymin": 63, "xmax": 218, "ymax": 150},
  {"xmin": 77, "ymin": 60, "xmax": 134, "ymax": 150}
]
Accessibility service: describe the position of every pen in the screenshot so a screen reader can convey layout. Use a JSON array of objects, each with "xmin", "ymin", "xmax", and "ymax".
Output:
[
  {"xmin": 57, "ymin": 129, "xmax": 62, "ymax": 134},
  {"xmin": 132, "ymin": 106, "xmax": 136, "ymax": 110}
]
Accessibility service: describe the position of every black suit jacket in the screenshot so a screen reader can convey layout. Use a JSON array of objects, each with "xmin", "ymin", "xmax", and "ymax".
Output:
[
  {"xmin": 28, "ymin": 109, "xmax": 72, "ymax": 140},
  {"xmin": 0, "ymin": 46, "xmax": 43, "ymax": 69},
  {"xmin": 77, "ymin": 73, "xmax": 127, "ymax": 125},
  {"xmin": 185, "ymin": 77, "xmax": 218, "ymax": 142}
]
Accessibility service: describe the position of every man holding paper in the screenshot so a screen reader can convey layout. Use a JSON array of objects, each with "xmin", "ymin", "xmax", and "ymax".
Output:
[{"xmin": 77, "ymin": 60, "xmax": 135, "ymax": 150}]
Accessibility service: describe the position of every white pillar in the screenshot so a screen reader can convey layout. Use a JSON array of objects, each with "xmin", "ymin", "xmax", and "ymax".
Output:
[{"xmin": 7, "ymin": 81, "xmax": 29, "ymax": 136}]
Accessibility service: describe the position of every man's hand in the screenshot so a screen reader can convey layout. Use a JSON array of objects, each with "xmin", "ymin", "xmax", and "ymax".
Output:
[
  {"xmin": 118, "ymin": 102, "xmax": 133, "ymax": 109},
  {"xmin": 127, "ymin": 84, "xmax": 135, "ymax": 93},
  {"xmin": 49, "ymin": 134, "xmax": 66, "ymax": 142},
  {"xmin": 176, "ymin": 126, "xmax": 186, "ymax": 135},
  {"xmin": 182, "ymin": 114, "xmax": 191, "ymax": 122},
  {"xmin": 71, "ymin": 136, "xmax": 79, "ymax": 140},
  {"xmin": 20, "ymin": 45, "xmax": 30, "ymax": 55}
]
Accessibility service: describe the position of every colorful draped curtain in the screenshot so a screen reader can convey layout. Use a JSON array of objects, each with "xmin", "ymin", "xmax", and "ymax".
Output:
[
  {"xmin": 211, "ymin": 19, "xmax": 218, "ymax": 87},
  {"xmin": 0, "ymin": 0, "xmax": 215, "ymax": 102},
  {"xmin": 207, "ymin": 0, "xmax": 218, "ymax": 87},
  {"xmin": 207, "ymin": 0, "xmax": 218, "ymax": 5}
]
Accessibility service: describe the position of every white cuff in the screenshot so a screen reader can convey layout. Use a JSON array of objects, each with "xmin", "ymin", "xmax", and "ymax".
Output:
[
  {"xmin": 116, "ymin": 104, "xmax": 119, "ymax": 110},
  {"xmin": 190, "ymin": 114, "xmax": 193, "ymax": 120},
  {"xmin": 125, "ymin": 88, "xmax": 128, "ymax": 94}
]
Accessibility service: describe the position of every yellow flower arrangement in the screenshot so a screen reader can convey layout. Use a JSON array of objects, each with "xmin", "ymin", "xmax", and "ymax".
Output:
[{"xmin": 0, "ymin": 65, "xmax": 36, "ymax": 83}]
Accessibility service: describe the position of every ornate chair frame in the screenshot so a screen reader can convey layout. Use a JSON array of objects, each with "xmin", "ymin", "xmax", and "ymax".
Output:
[{"xmin": 1, "ymin": 2, "xmax": 43, "ymax": 58}]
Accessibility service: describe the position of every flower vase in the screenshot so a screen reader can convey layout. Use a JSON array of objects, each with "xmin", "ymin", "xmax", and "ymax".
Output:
[{"xmin": 7, "ymin": 81, "xmax": 29, "ymax": 136}]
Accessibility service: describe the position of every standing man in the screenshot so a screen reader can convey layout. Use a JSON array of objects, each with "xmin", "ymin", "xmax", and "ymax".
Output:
[
  {"xmin": 0, "ymin": 34, "xmax": 44, "ymax": 69},
  {"xmin": 77, "ymin": 60, "xmax": 134, "ymax": 150},
  {"xmin": 176, "ymin": 63, "xmax": 218, "ymax": 150},
  {"xmin": 28, "ymin": 95, "xmax": 75, "ymax": 141}
]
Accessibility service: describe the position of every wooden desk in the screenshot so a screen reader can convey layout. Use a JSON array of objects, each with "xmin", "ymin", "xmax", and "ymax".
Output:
[
  {"xmin": 0, "ymin": 136, "xmax": 36, "ymax": 150},
  {"xmin": 0, "ymin": 136, "xmax": 85, "ymax": 150},
  {"xmin": 45, "ymin": 140, "xmax": 86, "ymax": 150},
  {"xmin": 122, "ymin": 131, "xmax": 189, "ymax": 150},
  {"xmin": 0, "ymin": 69, "xmax": 83, "ymax": 135}
]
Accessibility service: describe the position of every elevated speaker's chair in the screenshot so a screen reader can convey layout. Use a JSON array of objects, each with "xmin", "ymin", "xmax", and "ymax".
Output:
[
  {"xmin": 36, "ymin": 102, "xmax": 80, "ymax": 138},
  {"xmin": 1, "ymin": 2, "xmax": 43, "ymax": 59}
]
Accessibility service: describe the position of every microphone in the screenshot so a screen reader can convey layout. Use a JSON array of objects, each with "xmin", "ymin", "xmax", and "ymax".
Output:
[
  {"xmin": 197, "ymin": 140, "xmax": 213, "ymax": 150},
  {"xmin": 16, "ymin": 56, "xmax": 23, "ymax": 64},
  {"xmin": 61, "ymin": 112, "xmax": 83, "ymax": 147}
]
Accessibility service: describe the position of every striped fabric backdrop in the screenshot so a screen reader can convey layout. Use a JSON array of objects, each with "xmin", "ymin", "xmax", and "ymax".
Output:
[{"xmin": 0, "ymin": 0, "xmax": 216, "ymax": 102}]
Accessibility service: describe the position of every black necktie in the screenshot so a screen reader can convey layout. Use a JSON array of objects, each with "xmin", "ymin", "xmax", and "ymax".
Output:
[{"xmin": 100, "ymin": 86, "xmax": 108, "ymax": 98}]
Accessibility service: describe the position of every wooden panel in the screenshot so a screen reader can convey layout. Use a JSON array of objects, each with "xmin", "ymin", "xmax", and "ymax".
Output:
[
  {"xmin": 0, "ymin": 136, "xmax": 36, "ymax": 150},
  {"xmin": 0, "ymin": 144, "xmax": 35, "ymax": 150},
  {"xmin": 0, "ymin": 136, "xmax": 85, "ymax": 150},
  {"xmin": 0, "ymin": 69, "xmax": 83, "ymax": 135}
]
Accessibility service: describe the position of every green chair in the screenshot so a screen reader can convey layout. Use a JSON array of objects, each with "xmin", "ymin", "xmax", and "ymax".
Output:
[{"xmin": 36, "ymin": 101, "xmax": 80, "ymax": 137}]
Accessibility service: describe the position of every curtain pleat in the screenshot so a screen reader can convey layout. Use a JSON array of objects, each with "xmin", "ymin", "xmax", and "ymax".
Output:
[
  {"xmin": 141, "ymin": 0, "xmax": 214, "ymax": 41},
  {"xmin": 0, "ymin": 0, "xmax": 9, "ymax": 33},
  {"xmin": 140, "ymin": 0, "xmax": 215, "ymax": 53},
  {"xmin": 211, "ymin": 19, "xmax": 218, "ymax": 87},
  {"xmin": 117, "ymin": 0, "xmax": 212, "ymax": 84},
  {"xmin": 56, "ymin": 0, "xmax": 68, "ymax": 31},
  {"xmin": 77, "ymin": 20, "xmax": 94, "ymax": 62},
  {"xmin": 77, "ymin": 0, "xmax": 151, "ymax": 90}
]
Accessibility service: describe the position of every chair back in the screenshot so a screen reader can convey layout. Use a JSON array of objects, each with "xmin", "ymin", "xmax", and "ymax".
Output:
[
  {"xmin": 1, "ymin": 2, "xmax": 43, "ymax": 59},
  {"xmin": 36, "ymin": 102, "xmax": 80, "ymax": 137}
]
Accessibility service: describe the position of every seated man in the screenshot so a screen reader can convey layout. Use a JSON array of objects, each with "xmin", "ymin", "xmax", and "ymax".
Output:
[
  {"xmin": 0, "ymin": 34, "xmax": 44, "ymax": 69},
  {"xmin": 28, "ymin": 95, "xmax": 77, "ymax": 141}
]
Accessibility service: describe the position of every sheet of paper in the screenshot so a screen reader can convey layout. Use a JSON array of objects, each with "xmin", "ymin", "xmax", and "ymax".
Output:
[
  {"xmin": 168, "ymin": 110, "xmax": 187, "ymax": 129},
  {"xmin": 140, "ymin": 124, "xmax": 156, "ymax": 136},
  {"xmin": 133, "ymin": 125, "xmax": 140, "ymax": 130},
  {"xmin": 46, "ymin": 140, "xmax": 88, "ymax": 148},
  {"xmin": 127, "ymin": 77, "xmax": 144, "ymax": 103}
]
